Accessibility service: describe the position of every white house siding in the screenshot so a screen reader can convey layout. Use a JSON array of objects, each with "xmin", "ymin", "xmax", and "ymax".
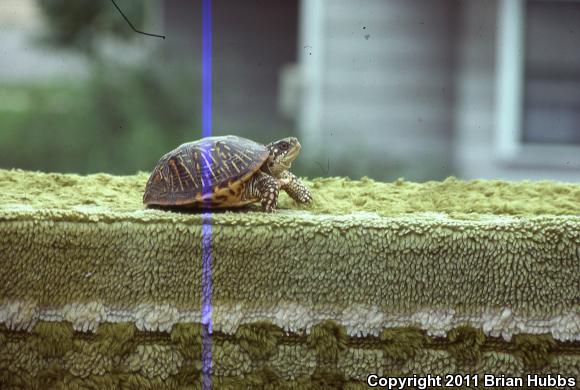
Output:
[
  {"xmin": 452, "ymin": 0, "xmax": 499, "ymax": 179},
  {"xmin": 298, "ymin": 0, "xmax": 457, "ymax": 181}
]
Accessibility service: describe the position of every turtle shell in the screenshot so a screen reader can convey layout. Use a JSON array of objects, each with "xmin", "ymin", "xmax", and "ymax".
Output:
[{"xmin": 143, "ymin": 135, "xmax": 269, "ymax": 207}]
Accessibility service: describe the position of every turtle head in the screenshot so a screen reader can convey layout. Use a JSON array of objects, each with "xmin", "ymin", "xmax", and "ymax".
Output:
[{"xmin": 265, "ymin": 137, "xmax": 301, "ymax": 175}]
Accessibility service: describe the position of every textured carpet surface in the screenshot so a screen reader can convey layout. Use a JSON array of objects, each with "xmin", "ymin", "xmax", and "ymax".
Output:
[
  {"xmin": 0, "ymin": 169, "xmax": 579, "ymax": 389},
  {"xmin": 1, "ymin": 169, "xmax": 580, "ymax": 216}
]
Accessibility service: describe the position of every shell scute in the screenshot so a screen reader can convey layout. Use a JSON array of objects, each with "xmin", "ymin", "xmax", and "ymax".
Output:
[{"xmin": 143, "ymin": 136, "xmax": 268, "ymax": 206}]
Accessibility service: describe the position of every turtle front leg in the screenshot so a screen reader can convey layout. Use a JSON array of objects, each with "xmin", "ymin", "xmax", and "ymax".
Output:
[
  {"xmin": 245, "ymin": 172, "xmax": 280, "ymax": 212},
  {"xmin": 279, "ymin": 171, "xmax": 312, "ymax": 204}
]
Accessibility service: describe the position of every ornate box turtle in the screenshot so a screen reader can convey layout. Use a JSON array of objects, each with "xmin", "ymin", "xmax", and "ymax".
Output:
[{"xmin": 143, "ymin": 135, "xmax": 312, "ymax": 212}]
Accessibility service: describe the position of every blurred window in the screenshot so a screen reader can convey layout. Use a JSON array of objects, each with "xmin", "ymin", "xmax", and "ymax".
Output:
[{"xmin": 522, "ymin": 0, "xmax": 580, "ymax": 145}]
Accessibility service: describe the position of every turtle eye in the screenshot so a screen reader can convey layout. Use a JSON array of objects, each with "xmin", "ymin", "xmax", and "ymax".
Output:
[{"xmin": 279, "ymin": 141, "xmax": 289, "ymax": 151}]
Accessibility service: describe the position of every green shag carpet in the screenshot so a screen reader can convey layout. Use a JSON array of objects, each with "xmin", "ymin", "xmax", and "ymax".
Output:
[{"xmin": 0, "ymin": 169, "xmax": 579, "ymax": 389}]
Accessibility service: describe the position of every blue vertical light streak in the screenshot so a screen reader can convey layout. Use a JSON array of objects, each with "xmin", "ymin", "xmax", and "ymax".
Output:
[
  {"xmin": 201, "ymin": 0, "xmax": 213, "ymax": 388},
  {"xmin": 202, "ymin": 0, "xmax": 212, "ymax": 139}
]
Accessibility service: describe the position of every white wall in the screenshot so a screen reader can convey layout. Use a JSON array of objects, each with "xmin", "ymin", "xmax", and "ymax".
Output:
[
  {"xmin": 452, "ymin": 0, "xmax": 498, "ymax": 179},
  {"xmin": 298, "ymin": 0, "xmax": 457, "ymax": 181}
]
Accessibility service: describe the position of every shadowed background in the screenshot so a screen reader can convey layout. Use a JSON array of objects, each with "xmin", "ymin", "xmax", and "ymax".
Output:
[{"xmin": 0, "ymin": 0, "xmax": 579, "ymax": 182}]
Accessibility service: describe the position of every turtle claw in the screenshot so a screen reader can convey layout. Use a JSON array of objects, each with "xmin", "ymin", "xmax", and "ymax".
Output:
[
  {"xmin": 262, "ymin": 202, "xmax": 278, "ymax": 213},
  {"xmin": 261, "ymin": 199, "xmax": 277, "ymax": 213},
  {"xmin": 299, "ymin": 188, "xmax": 313, "ymax": 203}
]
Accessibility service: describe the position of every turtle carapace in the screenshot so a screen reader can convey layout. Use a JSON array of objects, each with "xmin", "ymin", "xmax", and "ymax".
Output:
[{"xmin": 143, "ymin": 136, "xmax": 312, "ymax": 212}]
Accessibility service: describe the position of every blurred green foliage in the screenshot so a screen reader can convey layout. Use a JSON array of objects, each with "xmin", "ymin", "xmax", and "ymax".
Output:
[
  {"xmin": 0, "ymin": 1, "xmax": 200, "ymax": 174},
  {"xmin": 38, "ymin": 0, "xmax": 145, "ymax": 55},
  {"xmin": 0, "ymin": 63, "xmax": 200, "ymax": 174}
]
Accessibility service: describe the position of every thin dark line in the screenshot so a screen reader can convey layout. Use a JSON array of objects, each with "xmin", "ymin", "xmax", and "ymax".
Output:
[
  {"xmin": 315, "ymin": 158, "xmax": 330, "ymax": 175},
  {"xmin": 109, "ymin": 0, "xmax": 166, "ymax": 40}
]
